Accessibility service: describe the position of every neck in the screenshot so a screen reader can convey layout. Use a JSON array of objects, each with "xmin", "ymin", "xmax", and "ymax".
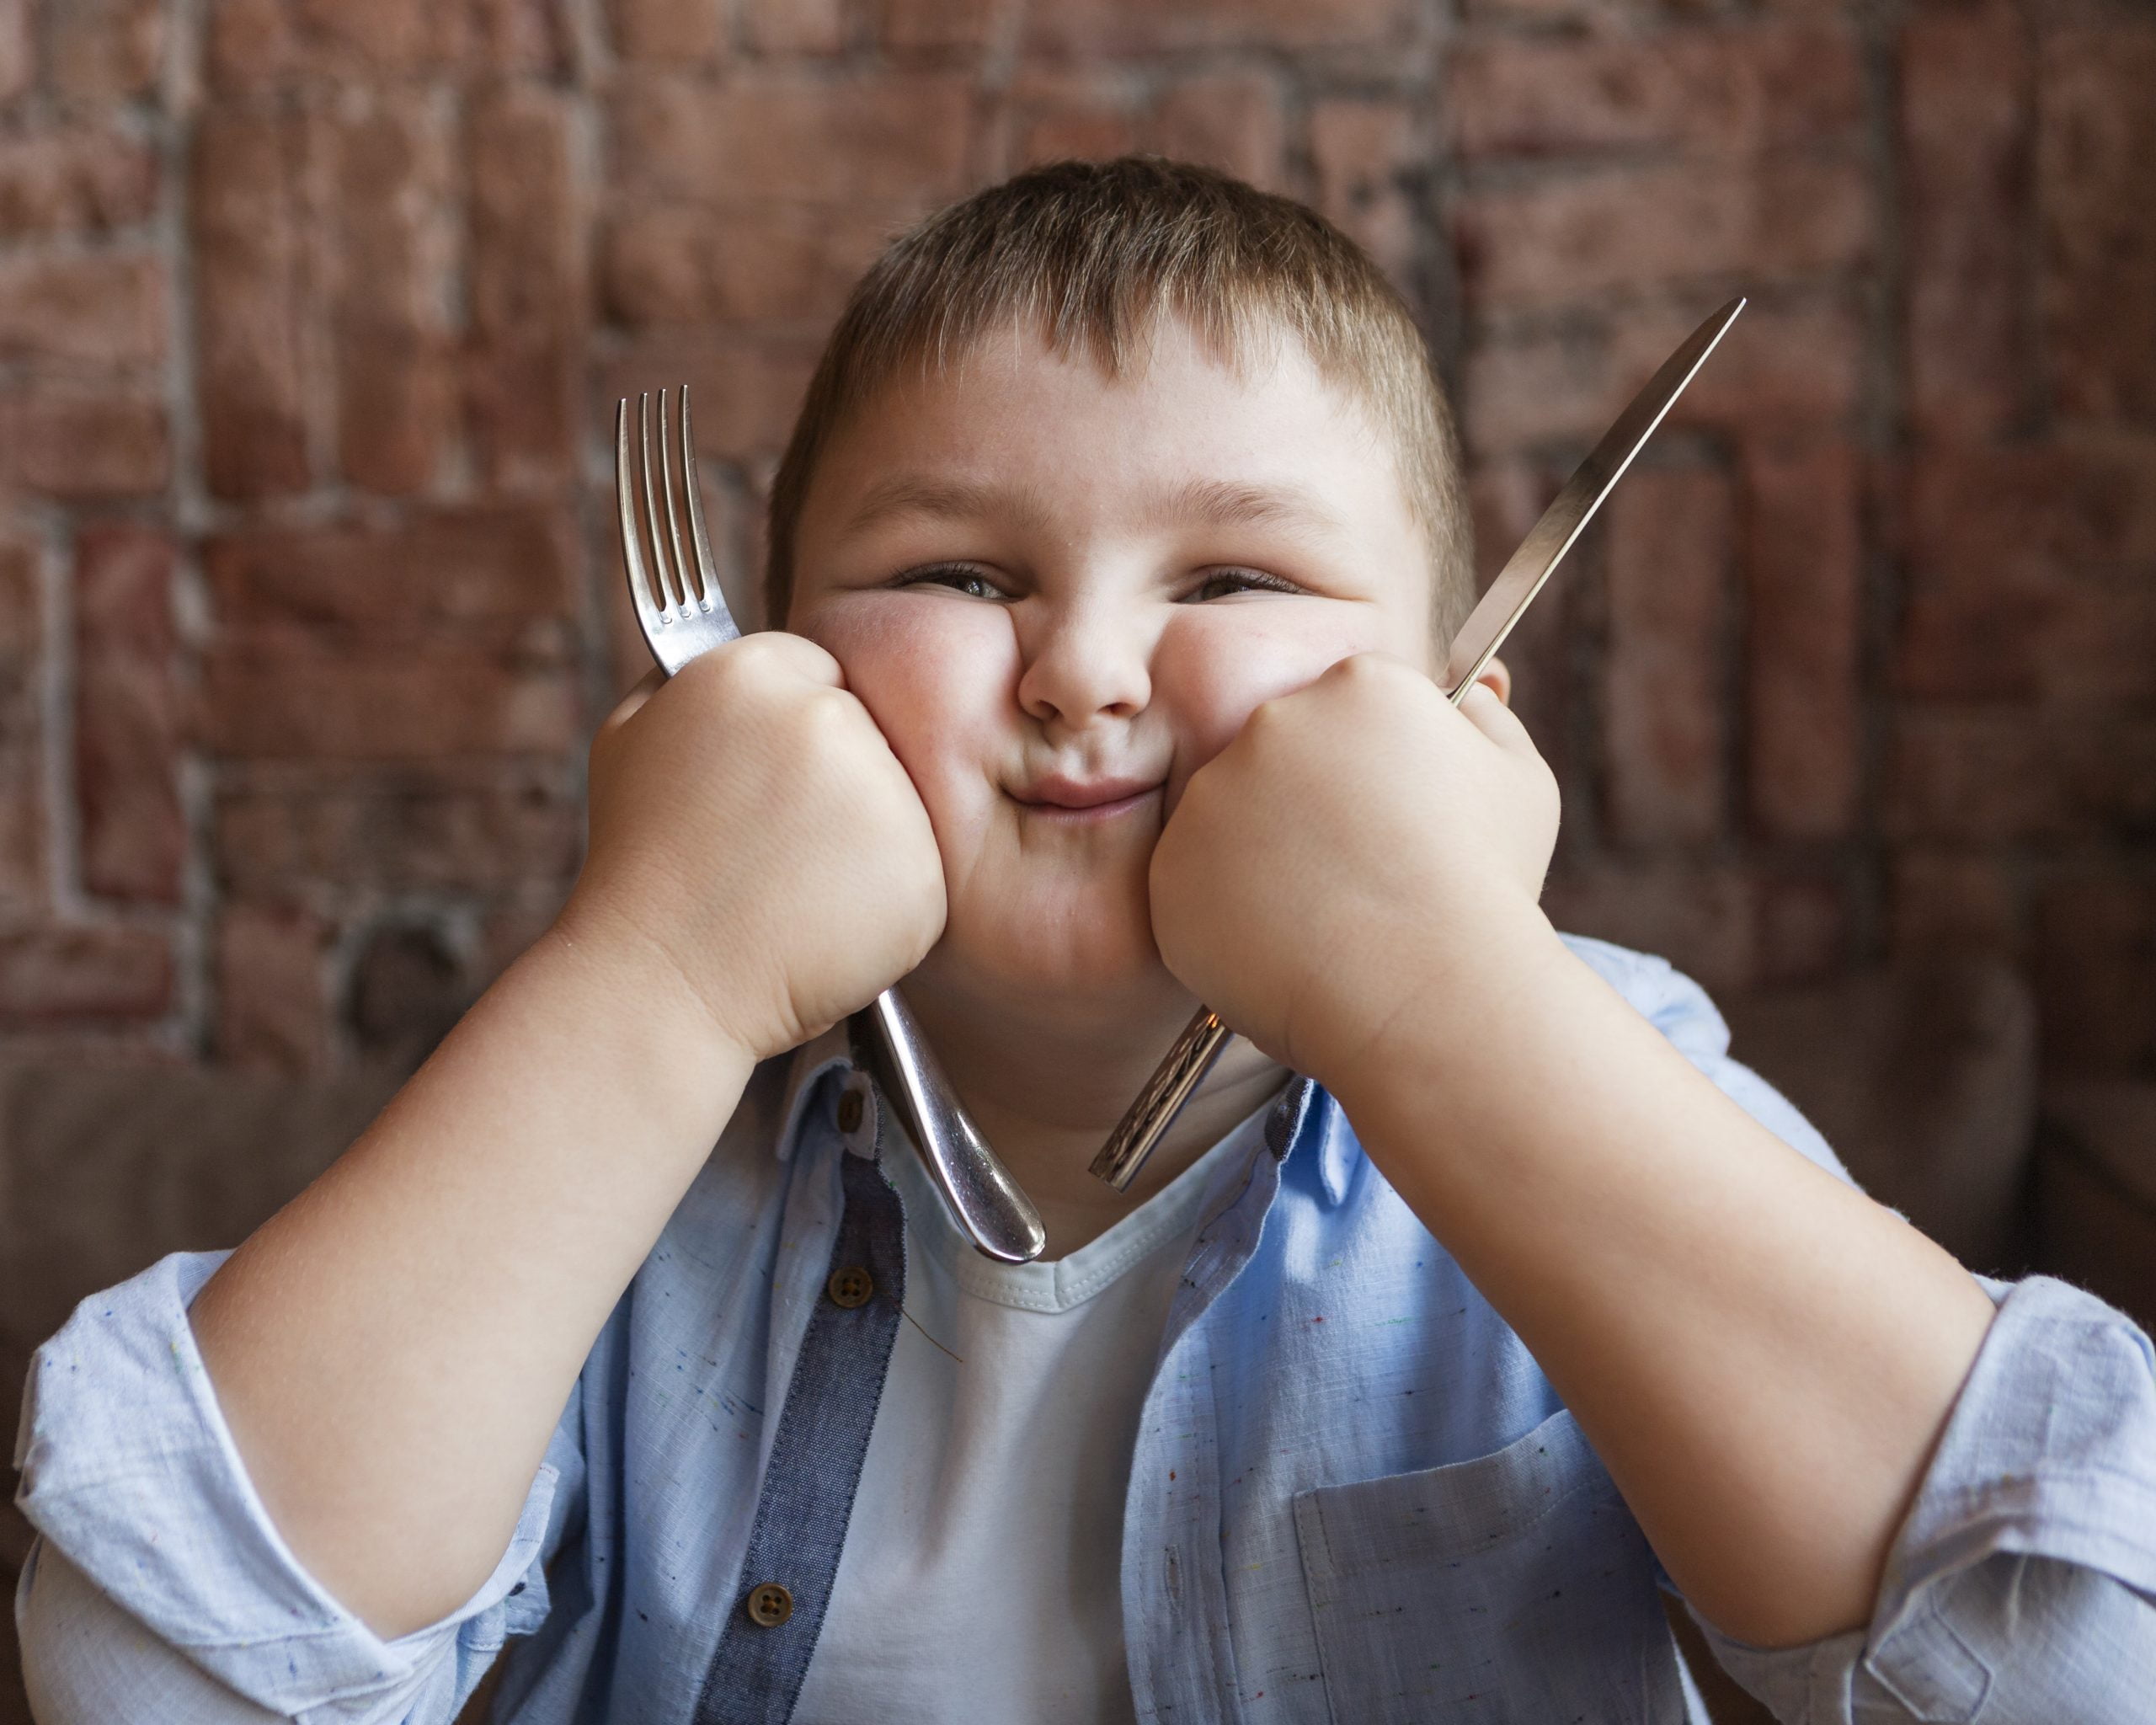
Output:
[{"xmin": 897, "ymin": 960, "xmax": 1293, "ymax": 1258}]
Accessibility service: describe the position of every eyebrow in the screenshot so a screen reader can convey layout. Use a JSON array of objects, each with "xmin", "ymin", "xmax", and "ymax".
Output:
[
  {"xmin": 842, "ymin": 477, "xmax": 1055, "ymax": 537},
  {"xmin": 1161, "ymin": 478, "xmax": 1345, "ymax": 537},
  {"xmin": 840, "ymin": 473, "xmax": 1348, "ymax": 540}
]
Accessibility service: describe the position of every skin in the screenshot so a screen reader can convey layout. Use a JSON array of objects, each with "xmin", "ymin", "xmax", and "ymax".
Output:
[{"xmin": 185, "ymin": 315, "xmax": 1993, "ymax": 1658}]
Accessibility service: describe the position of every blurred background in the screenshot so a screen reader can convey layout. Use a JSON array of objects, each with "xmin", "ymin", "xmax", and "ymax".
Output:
[{"xmin": 0, "ymin": 0, "xmax": 2150, "ymax": 1717}]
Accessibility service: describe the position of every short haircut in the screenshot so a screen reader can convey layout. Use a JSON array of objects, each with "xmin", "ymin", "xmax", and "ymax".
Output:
[{"xmin": 764, "ymin": 156, "xmax": 1474, "ymax": 642}]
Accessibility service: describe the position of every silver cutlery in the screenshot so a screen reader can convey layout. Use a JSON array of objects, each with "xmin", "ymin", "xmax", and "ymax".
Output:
[
  {"xmin": 616, "ymin": 388, "xmax": 1048, "ymax": 1264},
  {"xmin": 1088, "ymin": 296, "xmax": 1750, "ymax": 1192}
]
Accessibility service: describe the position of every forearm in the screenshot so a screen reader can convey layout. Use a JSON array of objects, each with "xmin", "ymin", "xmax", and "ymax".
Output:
[
  {"xmin": 189, "ymin": 916, "xmax": 755, "ymax": 1640},
  {"xmin": 1330, "ymin": 906, "xmax": 1997, "ymax": 1649}
]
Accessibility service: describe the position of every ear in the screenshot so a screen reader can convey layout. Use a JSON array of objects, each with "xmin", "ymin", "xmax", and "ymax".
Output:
[{"xmin": 1473, "ymin": 655, "xmax": 1513, "ymax": 708}]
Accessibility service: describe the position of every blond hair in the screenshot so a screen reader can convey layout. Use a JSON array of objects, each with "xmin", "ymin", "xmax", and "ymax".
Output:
[{"xmin": 765, "ymin": 156, "xmax": 1472, "ymax": 639}]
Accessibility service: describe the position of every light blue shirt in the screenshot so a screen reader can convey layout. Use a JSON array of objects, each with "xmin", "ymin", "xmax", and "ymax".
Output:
[{"xmin": 15, "ymin": 936, "xmax": 2156, "ymax": 1723}]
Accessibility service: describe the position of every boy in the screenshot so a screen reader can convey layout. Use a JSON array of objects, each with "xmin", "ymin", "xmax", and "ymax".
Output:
[{"xmin": 16, "ymin": 158, "xmax": 2156, "ymax": 1723}]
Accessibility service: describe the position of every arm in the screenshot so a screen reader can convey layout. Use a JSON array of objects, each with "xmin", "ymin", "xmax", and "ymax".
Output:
[
  {"xmin": 1149, "ymin": 654, "xmax": 1993, "ymax": 1649},
  {"xmin": 184, "ymin": 633, "xmax": 946, "ymax": 1640}
]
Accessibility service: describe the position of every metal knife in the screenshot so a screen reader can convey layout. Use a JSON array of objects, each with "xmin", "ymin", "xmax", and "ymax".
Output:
[{"xmin": 1088, "ymin": 296, "xmax": 1748, "ymax": 1192}]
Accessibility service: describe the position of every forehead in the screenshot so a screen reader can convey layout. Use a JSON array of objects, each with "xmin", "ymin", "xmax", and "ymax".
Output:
[{"xmin": 799, "ymin": 317, "xmax": 1420, "ymax": 550}]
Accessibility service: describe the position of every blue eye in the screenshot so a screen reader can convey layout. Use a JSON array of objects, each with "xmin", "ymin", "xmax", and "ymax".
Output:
[
  {"xmin": 897, "ymin": 564, "xmax": 1006, "ymax": 601},
  {"xmin": 1187, "ymin": 569, "xmax": 1299, "ymax": 602}
]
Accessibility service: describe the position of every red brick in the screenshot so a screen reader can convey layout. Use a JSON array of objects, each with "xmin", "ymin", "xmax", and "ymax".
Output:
[
  {"xmin": 0, "ymin": 539, "xmax": 43, "ymax": 911},
  {"xmin": 0, "ymin": 387, "xmax": 168, "ymax": 498},
  {"xmin": 73, "ymin": 526, "xmax": 182, "ymax": 901},
  {"xmin": 1310, "ymin": 98, "xmax": 1422, "ymax": 290},
  {"xmin": 331, "ymin": 95, "xmax": 456, "ymax": 495},
  {"xmin": 606, "ymin": 0, "xmax": 722, "ymax": 61},
  {"xmin": 1448, "ymin": 24, "xmax": 1862, "ymax": 159},
  {"xmin": 215, "ymin": 766, "xmax": 580, "ymax": 894},
  {"xmin": 611, "ymin": 72, "xmax": 974, "ymax": 206},
  {"xmin": 597, "ymin": 333, "xmax": 823, "ymax": 462},
  {"xmin": 2034, "ymin": 874, "xmax": 2156, "ymax": 1077},
  {"xmin": 1152, "ymin": 74, "xmax": 1286, "ymax": 191},
  {"xmin": 1025, "ymin": 0, "xmax": 1411, "ymax": 54},
  {"xmin": 204, "ymin": 508, "xmax": 578, "ymax": 633},
  {"xmin": 1902, "ymin": 5, "xmax": 2033, "ymax": 441},
  {"xmin": 467, "ymin": 86, "xmax": 581, "ymax": 489},
  {"xmin": 1602, "ymin": 464, "xmax": 1734, "ymax": 846},
  {"xmin": 1010, "ymin": 84, "xmax": 1142, "ymax": 170},
  {"xmin": 883, "ymin": 0, "xmax": 1001, "ymax": 52},
  {"xmin": 46, "ymin": 0, "xmax": 165, "ymax": 99},
  {"xmin": 0, "ymin": 126, "xmax": 157, "ymax": 238},
  {"xmin": 1754, "ymin": 872, "xmax": 1849, "ymax": 985},
  {"xmin": 207, "ymin": 0, "xmax": 563, "ymax": 88},
  {"xmin": 601, "ymin": 202, "xmax": 898, "ymax": 329},
  {"xmin": 0, "ymin": 927, "xmax": 171, "ymax": 1024},
  {"xmin": 1463, "ymin": 297, "xmax": 1861, "ymax": 461},
  {"xmin": 1891, "ymin": 849, "xmax": 2017, "ymax": 955},
  {"xmin": 199, "ymin": 510, "xmax": 582, "ymax": 761},
  {"xmin": 1885, "ymin": 710, "xmax": 2156, "ymax": 843},
  {"xmin": 73, "ymin": 528, "xmax": 183, "ymax": 905},
  {"xmin": 0, "ymin": 745, "xmax": 40, "ymax": 912},
  {"xmin": 1454, "ymin": 157, "xmax": 1872, "ymax": 311},
  {"xmin": 0, "ymin": 0, "xmax": 28, "ymax": 100},
  {"xmin": 191, "ymin": 107, "xmax": 311, "ymax": 499},
  {"xmin": 2038, "ymin": 24, "xmax": 2156, "ymax": 429},
  {"xmin": 1745, "ymin": 440, "xmax": 1861, "ymax": 838},
  {"xmin": 215, "ymin": 901, "xmax": 330, "ymax": 1071},
  {"xmin": 1898, "ymin": 568, "xmax": 2156, "ymax": 705},
  {"xmin": 200, "ymin": 652, "xmax": 580, "ymax": 762},
  {"xmin": 1905, "ymin": 436, "xmax": 2156, "ymax": 586},
  {"xmin": 0, "ymin": 250, "xmax": 164, "ymax": 367},
  {"xmin": 744, "ymin": 0, "xmax": 846, "ymax": 55},
  {"xmin": 1542, "ymin": 858, "xmax": 1757, "ymax": 994}
]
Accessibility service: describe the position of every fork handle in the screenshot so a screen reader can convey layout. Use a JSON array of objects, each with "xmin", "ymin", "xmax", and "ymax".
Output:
[{"xmin": 850, "ymin": 990, "xmax": 1047, "ymax": 1263}]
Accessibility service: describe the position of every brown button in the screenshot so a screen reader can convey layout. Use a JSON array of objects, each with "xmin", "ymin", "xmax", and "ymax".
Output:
[
  {"xmin": 744, "ymin": 1581, "xmax": 793, "ymax": 1627},
  {"xmin": 836, "ymin": 1090, "xmax": 865, "ymax": 1133},
  {"xmin": 826, "ymin": 1265, "xmax": 874, "ymax": 1309}
]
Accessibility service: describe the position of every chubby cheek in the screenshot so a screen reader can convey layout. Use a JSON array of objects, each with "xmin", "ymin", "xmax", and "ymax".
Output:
[
  {"xmin": 791, "ymin": 600, "xmax": 1017, "ymax": 835},
  {"xmin": 1155, "ymin": 609, "xmax": 1400, "ymax": 815}
]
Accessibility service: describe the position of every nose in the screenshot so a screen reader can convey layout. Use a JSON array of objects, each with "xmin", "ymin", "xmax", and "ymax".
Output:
[{"xmin": 1014, "ymin": 591, "xmax": 1153, "ymax": 736}]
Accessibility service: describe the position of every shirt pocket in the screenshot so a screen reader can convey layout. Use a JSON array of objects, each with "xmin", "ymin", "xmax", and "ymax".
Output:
[{"xmin": 1291, "ymin": 1408, "xmax": 1686, "ymax": 1725}]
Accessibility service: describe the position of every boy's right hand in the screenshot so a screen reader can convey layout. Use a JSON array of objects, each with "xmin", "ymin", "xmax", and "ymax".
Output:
[{"xmin": 563, "ymin": 633, "xmax": 947, "ymax": 1065}]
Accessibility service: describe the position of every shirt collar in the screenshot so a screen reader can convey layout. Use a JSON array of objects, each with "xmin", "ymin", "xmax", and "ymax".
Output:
[
  {"xmin": 1263, "ymin": 1077, "xmax": 1355, "ymax": 1207},
  {"xmin": 776, "ymin": 1024, "xmax": 1351, "ymax": 1204},
  {"xmin": 772, "ymin": 1021, "xmax": 857, "ymax": 1161}
]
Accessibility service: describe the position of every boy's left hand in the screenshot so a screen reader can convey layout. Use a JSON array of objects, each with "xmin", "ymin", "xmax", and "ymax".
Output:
[{"xmin": 1149, "ymin": 652, "xmax": 1560, "ymax": 1091}]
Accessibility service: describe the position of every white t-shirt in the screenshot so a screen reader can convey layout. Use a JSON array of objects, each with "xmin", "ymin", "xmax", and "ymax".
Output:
[{"xmin": 791, "ymin": 1102, "xmax": 1270, "ymax": 1725}]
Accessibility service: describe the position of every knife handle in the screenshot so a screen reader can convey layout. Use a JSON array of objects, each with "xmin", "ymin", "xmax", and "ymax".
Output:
[{"xmin": 1087, "ymin": 1007, "xmax": 1236, "ymax": 1193}]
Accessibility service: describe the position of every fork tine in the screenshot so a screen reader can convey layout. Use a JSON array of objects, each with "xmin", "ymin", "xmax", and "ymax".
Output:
[
  {"xmin": 638, "ymin": 393, "xmax": 683, "ymax": 617},
  {"xmin": 679, "ymin": 386, "xmax": 723, "ymax": 615},
  {"xmin": 656, "ymin": 388, "xmax": 699, "ymax": 614},
  {"xmin": 616, "ymin": 398, "xmax": 661, "ymax": 630}
]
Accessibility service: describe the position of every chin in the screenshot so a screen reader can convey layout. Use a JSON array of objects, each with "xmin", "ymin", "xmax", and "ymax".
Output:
[{"xmin": 921, "ymin": 909, "xmax": 1177, "ymax": 1018}]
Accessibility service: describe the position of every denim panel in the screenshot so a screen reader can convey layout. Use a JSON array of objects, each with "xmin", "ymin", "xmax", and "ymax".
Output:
[{"xmin": 693, "ymin": 1148, "xmax": 905, "ymax": 1725}]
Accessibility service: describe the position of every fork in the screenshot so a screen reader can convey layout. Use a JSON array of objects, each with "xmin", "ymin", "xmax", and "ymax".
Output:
[{"xmin": 616, "ymin": 387, "xmax": 1048, "ymax": 1264}]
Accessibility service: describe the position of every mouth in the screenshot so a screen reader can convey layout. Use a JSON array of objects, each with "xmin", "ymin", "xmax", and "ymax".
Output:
[{"xmin": 1007, "ymin": 774, "xmax": 1166, "ymax": 823}]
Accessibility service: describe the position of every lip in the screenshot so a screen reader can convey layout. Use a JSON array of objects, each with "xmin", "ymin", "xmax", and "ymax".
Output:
[{"xmin": 1009, "ymin": 774, "xmax": 1166, "ymax": 818}]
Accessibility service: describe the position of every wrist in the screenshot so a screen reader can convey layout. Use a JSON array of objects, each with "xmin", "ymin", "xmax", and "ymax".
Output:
[
  {"xmin": 1316, "ymin": 889, "xmax": 1570, "ymax": 1118},
  {"xmin": 537, "ymin": 895, "xmax": 762, "ymax": 1092}
]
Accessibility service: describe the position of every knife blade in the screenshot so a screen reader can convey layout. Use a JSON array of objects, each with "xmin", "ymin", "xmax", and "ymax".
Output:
[{"xmin": 1087, "ymin": 296, "xmax": 1748, "ymax": 1193}]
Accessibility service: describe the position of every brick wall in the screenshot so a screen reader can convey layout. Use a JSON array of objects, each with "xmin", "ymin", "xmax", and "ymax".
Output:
[{"xmin": 0, "ymin": 0, "xmax": 2149, "ymax": 1712}]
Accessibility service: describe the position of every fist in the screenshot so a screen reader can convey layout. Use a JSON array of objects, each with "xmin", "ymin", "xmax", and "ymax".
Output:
[
  {"xmin": 1148, "ymin": 654, "xmax": 1559, "ymax": 1091},
  {"xmin": 566, "ymin": 633, "xmax": 947, "ymax": 1063}
]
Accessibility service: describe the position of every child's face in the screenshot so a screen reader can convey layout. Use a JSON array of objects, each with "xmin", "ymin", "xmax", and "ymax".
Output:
[{"xmin": 787, "ymin": 318, "xmax": 1440, "ymax": 1013}]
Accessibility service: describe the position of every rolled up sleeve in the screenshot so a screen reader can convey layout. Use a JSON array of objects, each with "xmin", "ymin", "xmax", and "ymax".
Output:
[
  {"xmin": 1697, "ymin": 1275, "xmax": 2156, "ymax": 1723},
  {"xmin": 13, "ymin": 1251, "xmax": 579, "ymax": 1725}
]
